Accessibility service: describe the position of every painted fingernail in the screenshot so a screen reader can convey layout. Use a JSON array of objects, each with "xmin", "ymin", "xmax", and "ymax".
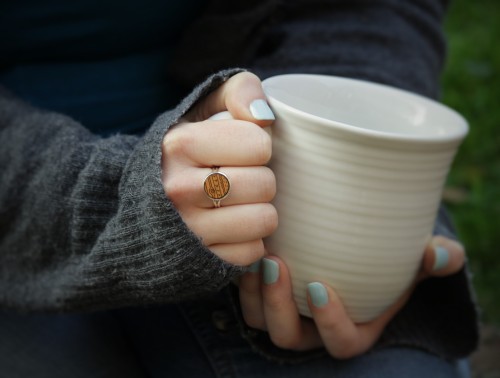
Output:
[
  {"xmin": 250, "ymin": 99, "xmax": 275, "ymax": 120},
  {"xmin": 308, "ymin": 282, "xmax": 329, "ymax": 308},
  {"xmin": 433, "ymin": 246, "xmax": 450, "ymax": 271},
  {"xmin": 262, "ymin": 258, "xmax": 279, "ymax": 284},
  {"xmin": 248, "ymin": 260, "xmax": 261, "ymax": 273}
]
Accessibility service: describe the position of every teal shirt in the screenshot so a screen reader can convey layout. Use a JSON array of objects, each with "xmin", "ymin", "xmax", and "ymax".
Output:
[{"xmin": 0, "ymin": 0, "xmax": 206, "ymax": 135}]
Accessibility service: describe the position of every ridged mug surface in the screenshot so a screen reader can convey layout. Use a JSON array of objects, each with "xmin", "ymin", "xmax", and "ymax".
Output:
[{"xmin": 262, "ymin": 74, "xmax": 468, "ymax": 322}]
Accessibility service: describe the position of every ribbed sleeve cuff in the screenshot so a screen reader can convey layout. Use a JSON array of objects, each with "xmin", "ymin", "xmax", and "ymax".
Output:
[{"xmin": 64, "ymin": 69, "xmax": 248, "ymax": 309}]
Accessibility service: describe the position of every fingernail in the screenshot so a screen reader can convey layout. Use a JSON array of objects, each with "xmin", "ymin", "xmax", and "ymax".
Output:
[
  {"xmin": 248, "ymin": 260, "xmax": 261, "ymax": 273},
  {"xmin": 262, "ymin": 258, "xmax": 279, "ymax": 284},
  {"xmin": 433, "ymin": 246, "xmax": 450, "ymax": 271},
  {"xmin": 308, "ymin": 282, "xmax": 329, "ymax": 308},
  {"xmin": 250, "ymin": 99, "xmax": 275, "ymax": 120}
]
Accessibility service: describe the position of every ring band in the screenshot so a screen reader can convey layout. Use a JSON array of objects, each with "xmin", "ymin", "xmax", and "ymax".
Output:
[{"xmin": 203, "ymin": 167, "xmax": 231, "ymax": 208}]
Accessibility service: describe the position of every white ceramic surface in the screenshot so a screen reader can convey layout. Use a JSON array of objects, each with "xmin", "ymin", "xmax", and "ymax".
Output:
[{"xmin": 262, "ymin": 74, "xmax": 468, "ymax": 322}]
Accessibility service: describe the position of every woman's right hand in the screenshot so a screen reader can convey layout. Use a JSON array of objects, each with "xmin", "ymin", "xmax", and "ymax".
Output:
[{"xmin": 161, "ymin": 72, "xmax": 277, "ymax": 266}]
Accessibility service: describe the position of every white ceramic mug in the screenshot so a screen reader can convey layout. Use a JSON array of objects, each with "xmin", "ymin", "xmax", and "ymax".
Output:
[{"xmin": 261, "ymin": 74, "xmax": 468, "ymax": 322}]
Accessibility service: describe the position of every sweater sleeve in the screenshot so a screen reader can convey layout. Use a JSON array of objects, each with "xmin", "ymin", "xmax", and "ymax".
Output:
[
  {"xmin": 248, "ymin": 0, "xmax": 448, "ymax": 98},
  {"xmin": 171, "ymin": 0, "xmax": 449, "ymax": 99},
  {"xmin": 0, "ymin": 69, "xmax": 246, "ymax": 312}
]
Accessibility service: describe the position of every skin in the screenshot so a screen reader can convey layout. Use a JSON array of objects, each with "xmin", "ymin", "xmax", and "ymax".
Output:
[{"xmin": 162, "ymin": 72, "xmax": 466, "ymax": 359}]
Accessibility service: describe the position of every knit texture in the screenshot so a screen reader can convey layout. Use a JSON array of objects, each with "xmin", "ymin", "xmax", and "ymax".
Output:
[{"xmin": 0, "ymin": 70, "xmax": 245, "ymax": 311}]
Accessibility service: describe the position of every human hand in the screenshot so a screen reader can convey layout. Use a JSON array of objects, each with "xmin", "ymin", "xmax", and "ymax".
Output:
[
  {"xmin": 239, "ymin": 235, "xmax": 465, "ymax": 359},
  {"xmin": 161, "ymin": 72, "xmax": 277, "ymax": 266}
]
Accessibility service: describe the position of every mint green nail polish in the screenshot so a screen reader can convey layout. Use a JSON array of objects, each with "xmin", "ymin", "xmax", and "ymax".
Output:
[
  {"xmin": 433, "ymin": 246, "xmax": 450, "ymax": 271},
  {"xmin": 250, "ymin": 99, "xmax": 275, "ymax": 120},
  {"xmin": 262, "ymin": 258, "xmax": 279, "ymax": 284},
  {"xmin": 308, "ymin": 282, "xmax": 328, "ymax": 308},
  {"xmin": 248, "ymin": 260, "xmax": 261, "ymax": 273}
]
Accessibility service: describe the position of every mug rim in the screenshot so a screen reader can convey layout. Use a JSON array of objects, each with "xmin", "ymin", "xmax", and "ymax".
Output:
[{"xmin": 262, "ymin": 74, "xmax": 469, "ymax": 145}]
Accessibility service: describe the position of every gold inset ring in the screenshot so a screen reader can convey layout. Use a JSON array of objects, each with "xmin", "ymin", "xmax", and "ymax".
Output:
[{"xmin": 203, "ymin": 167, "xmax": 230, "ymax": 208}]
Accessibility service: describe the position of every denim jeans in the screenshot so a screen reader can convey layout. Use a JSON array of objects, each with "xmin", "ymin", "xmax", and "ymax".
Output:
[{"xmin": 0, "ymin": 293, "xmax": 470, "ymax": 378}]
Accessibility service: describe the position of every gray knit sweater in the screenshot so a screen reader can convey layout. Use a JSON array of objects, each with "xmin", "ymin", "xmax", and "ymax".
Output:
[{"xmin": 0, "ymin": 0, "xmax": 478, "ymax": 361}]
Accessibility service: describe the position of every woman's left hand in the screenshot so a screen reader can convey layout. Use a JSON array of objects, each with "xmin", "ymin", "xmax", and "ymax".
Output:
[{"xmin": 238, "ymin": 235, "xmax": 465, "ymax": 359}]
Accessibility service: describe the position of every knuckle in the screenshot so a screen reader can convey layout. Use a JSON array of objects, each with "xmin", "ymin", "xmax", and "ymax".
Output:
[
  {"xmin": 239, "ymin": 241, "xmax": 266, "ymax": 267},
  {"xmin": 260, "ymin": 205, "xmax": 278, "ymax": 236},
  {"xmin": 260, "ymin": 168, "xmax": 277, "ymax": 201},
  {"xmin": 164, "ymin": 175, "xmax": 190, "ymax": 204},
  {"xmin": 256, "ymin": 130, "xmax": 272, "ymax": 164},
  {"xmin": 164, "ymin": 129, "xmax": 194, "ymax": 158},
  {"xmin": 221, "ymin": 238, "xmax": 265, "ymax": 267},
  {"xmin": 252, "ymin": 240, "xmax": 267, "ymax": 260},
  {"xmin": 244, "ymin": 127, "xmax": 272, "ymax": 165}
]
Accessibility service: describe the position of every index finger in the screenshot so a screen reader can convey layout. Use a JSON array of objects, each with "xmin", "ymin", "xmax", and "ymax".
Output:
[{"xmin": 164, "ymin": 119, "xmax": 272, "ymax": 167}]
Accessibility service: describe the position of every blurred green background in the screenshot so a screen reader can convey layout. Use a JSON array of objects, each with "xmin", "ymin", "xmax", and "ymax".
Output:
[{"xmin": 442, "ymin": 0, "xmax": 500, "ymax": 326}]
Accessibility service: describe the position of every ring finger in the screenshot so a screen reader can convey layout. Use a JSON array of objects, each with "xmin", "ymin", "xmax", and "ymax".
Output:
[{"xmin": 171, "ymin": 166, "xmax": 276, "ymax": 208}]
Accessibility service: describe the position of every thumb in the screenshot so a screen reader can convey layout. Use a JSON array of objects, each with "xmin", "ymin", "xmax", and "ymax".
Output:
[{"xmin": 189, "ymin": 72, "xmax": 275, "ymax": 127}]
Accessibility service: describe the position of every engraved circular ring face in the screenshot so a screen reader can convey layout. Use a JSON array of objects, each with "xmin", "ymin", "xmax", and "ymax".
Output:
[{"xmin": 204, "ymin": 171, "xmax": 230, "ymax": 201}]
